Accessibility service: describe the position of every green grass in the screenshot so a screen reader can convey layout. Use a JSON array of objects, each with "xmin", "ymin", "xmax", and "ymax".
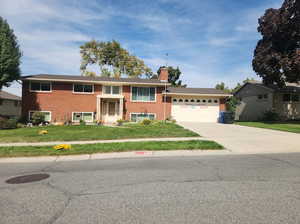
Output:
[
  {"xmin": 235, "ymin": 121, "xmax": 300, "ymax": 133},
  {"xmin": 0, "ymin": 122, "xmax": 199, "ymax": 143},
  {"xmin": 0, "ymin": 140, "xmax": 223, "ymax": 157}
]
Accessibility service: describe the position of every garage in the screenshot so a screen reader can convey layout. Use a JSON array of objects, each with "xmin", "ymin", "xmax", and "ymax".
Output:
[
  {"xmin": 172, "ymin": 98, "xmax": 221, "ymax": 122},
  {"xmin": 165, "ymin": 87, "xmax": 231, "ymax": 123}
]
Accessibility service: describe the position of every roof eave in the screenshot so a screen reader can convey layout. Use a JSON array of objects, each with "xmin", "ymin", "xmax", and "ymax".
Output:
[
  {"xmin": 21, "ymin": 77, "xmax": 171, "ymax": 86},
  {"xmin": 163, "ymin": 92, "xmax": 233, "ymax": 97}
]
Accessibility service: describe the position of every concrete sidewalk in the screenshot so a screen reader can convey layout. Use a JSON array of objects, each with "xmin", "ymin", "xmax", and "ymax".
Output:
[{"xmin": 0, "ymin": 137, "xmax": 205, "ymax": 147}]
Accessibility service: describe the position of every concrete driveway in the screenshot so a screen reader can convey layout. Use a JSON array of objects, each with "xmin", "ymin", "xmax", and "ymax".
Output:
[{"xmin": 180, "ymin": 122, "xmax": 300, "ymax": 154}]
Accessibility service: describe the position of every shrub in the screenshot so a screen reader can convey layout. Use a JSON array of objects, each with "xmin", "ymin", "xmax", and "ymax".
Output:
[
  {"xmin": 31, "ymin": 112, "xmax": 45, "ymax": 125},
  {"xmin": 141, "ymin": 119, "xmax": 152, "ymax": 125},
  {"xmin": 262, "ymin": 110, "xmax": 280, "ymax": 121},
  {"xmin": 17, "ymin": 123, "xmax": 25, "ymax": 128},
  {"xmin": 79, "ymin": 119, "xmax": 86, "ymax": 125},
  {"xmin": 0, "ymin": 118, "xmax": 17, "ymax": 129},
  {"xmin": 117, "ymin": 119, "xmax": 125, "ymax": 126}
]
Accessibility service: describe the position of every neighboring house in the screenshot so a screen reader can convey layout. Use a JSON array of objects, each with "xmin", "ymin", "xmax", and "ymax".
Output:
[
  {"xmin": 234, "ymin": 81, "xmax": 300, "ymax": 121},
  {"xmin": 21, "ymin": 68, "xmax": 231, "ymax": 124},
  {"xmin": 0, "ymin": 90, "xmax": 22, "ymax": 118}
]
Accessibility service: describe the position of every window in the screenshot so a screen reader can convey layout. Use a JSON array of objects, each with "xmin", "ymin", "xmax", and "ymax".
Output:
[
  {"xmin": 197, "ymin": 99, "xmax": 201, "ymax": 103},
  {"xmin": 202, "ymin": 100, "xmax": 206, "ymax": 103},
  {"xmin": 185, "ymin": 99, "xmax": 189, "ymax": 103},
  {"xmin": 173, "ymin": 99, "xmax": 177, "ymax": 102},
  {"xmin": 179, "ymin": 99, "xmax": 183, "ymax": 102},
  {"xmin": 29, "ymin": 111, "xmax": 51, "ymax": 122},
  {"xmin": 283, "ymin": 94, "xmax": 291, "ymax": 102},
  {"xmin": 30, "ymin": 82, "xmax": 51, "ymax": 92},
  {"xmin": 263, "ymin": 94, "xmax": 268, "ymax": 99},
  {"xmin": 292, "ymin": 94, "xmax": 299, "ymax": 102},
  {"xmin": 131, "ymin": 87, "xmax": 155, "ymax": 102},
  {"xmin": 258, "ymin": 94, "xmax": 263, "ymax": 100},
  {"xmin": 131, "ymin": 113, "xmax": 155, "ymax": 122},
  {"xmin": 103, "ymin": 86, "xmax": 121, "ymax": 95},
  {"xmin": 72, "ymin": 112, "xmax": 93, "ymax": 122},
  {"xmin": 208, "ymin": 99, "xmax": 212, "ymax": 103},
  {"xmin": 14, "ymin": 101, "xmax": 19, "ymax": 107},
  {"xmin": 73, "ymin": 84, "xmax": 93, "ymax": 93},
  {"xmin": 214, "ymin": 99, "xmax": 218, "ymax": 103},
  {"xmin": 191, "ymin": 99, "xmax": 195, "ymax": 103},
  {"xmin": 0, "ymin": 99, "xmax": 3, "ymax": 105}
]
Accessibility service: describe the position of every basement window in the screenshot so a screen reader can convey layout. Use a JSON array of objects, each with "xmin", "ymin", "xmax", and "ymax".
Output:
[
  {"xmin": 131, "ymin": 113, "xmax": 155, "ymax": 122},
  {"xmin": 72, "ymin": 112, "xmax": 94, "ymax": 122},
  {"xmin": 29, "ymin": 111, "xmax": 51, "ymax": 122}
]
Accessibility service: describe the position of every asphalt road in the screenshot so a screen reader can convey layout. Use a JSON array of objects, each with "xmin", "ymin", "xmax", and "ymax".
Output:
[{"xmin": 1, "ymin": 153, "xmax": 300, "ymax": 224}]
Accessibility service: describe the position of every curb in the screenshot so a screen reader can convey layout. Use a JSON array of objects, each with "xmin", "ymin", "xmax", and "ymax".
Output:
[
  {"xmin": 0, "ymin": 149, "xmax": 231, "ymax": 163},
  {"xmin": 0, "ymin": 137, "xmax": 205, "ymax": 147}
]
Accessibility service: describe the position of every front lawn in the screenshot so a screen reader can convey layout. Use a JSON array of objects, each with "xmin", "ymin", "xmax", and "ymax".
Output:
[
  {"xmin": 0, "ymin": 140, "xmax": 223, "ymax": 157},
  {"xmin": 0, "ymin": 122, "xmax": 199, "ymax": 143},
  {"xmin": 235, "ymin": 121, "xmax": 300, "ymax": 133}
]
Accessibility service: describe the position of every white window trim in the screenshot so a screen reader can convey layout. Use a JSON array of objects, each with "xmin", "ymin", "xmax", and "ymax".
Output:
[
  {"xmin": 130, "ymin": 86, "xmax": 157, "ymax": 102},
  {"xmin": 28, "ymin": 111, "xmax": 52, "ymax": 122},
  {"xmin": 102, "ymin": 85, "xmax": 122, "ymax": 95},
  {"xmin": 29, "ymin": 81, "xmax": 52, "ymax": 93},
  {"xmin": 72, "ymin": 83, "xmax": 94, "ymax": 94},
  {"xmin": 130, "ymin": 113, "xmax": 156, "ymax": 122},
  {"xmin": 72, "ymin": 112, "xmax": 94, "ymax": 123}
]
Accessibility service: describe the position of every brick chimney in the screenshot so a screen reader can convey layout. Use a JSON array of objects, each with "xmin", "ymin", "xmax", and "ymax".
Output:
[{"xmin": 159, "ymin": 67, "xmax": 169, "ymax": 82}]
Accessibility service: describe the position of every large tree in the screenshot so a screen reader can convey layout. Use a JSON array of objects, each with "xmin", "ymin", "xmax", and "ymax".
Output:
[
  {"xmin": 80, "ymin": 40, "xmax": 152, "ymax": 78},
  {"xmin": 0, "ymin": 17, "xmax": 21, "ymax": 89},
  {"xmin": 156, "ymin": 66, "xmax": 185, "ymax": 87},
  {"xmin": 215, "ymin": 82, "xmax": 231, "ymax": 93},
  {"xmin": 253, "ymin": 0, "xmax": 300, "ymax": 87}
]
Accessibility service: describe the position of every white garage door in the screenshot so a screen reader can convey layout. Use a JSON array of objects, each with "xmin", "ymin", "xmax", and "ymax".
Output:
[{"xmin": 171, "ymin": 98, "xmax": 220, "ymax": 122}]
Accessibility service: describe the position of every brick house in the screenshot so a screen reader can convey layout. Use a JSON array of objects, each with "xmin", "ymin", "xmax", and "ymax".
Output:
[{"xmin": 21, "ymin": 68, "xmax": 231, "ymax": 124}]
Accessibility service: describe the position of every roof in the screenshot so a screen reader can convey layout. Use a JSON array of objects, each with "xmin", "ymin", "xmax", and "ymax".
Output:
[
  {"xmin": 165, "ymin": 87, "xmax": 232, "ymax": 96},
  {"xmin": 0, "ymin": 90, "xmax": 21, "ymax": 101},
  {"xmin": 234, "ymin": 81, "xmax": 300, "ymax": 95},
  {"xmin": 21, "ymin": 74, "xmax": 170, "ymax": 86}
]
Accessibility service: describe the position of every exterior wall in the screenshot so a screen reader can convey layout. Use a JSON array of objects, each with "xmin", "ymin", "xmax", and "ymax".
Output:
[
  {"xmin": 219, "ymin": 98, "xmax": 226, "ymax": 112},
  {"xmin": 235, "ymin": 84, "xmax": 273, "ymax": 121},
  {"xmin": 273, "ymin": 92, "xmax": 300, "ymax": 120},
  {"xmin": 22, "ymin": 81, "xmax": 102, "ymax": 122},
  {"xmin": 122, "ymin": 86, "xmax": 171, "ymax": 121},
  {"xmin": 0, "ymin": 99, "xmax": 21, "ymax": 117},
  {"xmin": 22, "ymin": 81, "xmax": 171, "ymax": 123}
]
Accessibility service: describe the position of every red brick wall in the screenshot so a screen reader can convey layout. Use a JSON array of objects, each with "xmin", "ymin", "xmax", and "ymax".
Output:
[
  {"xmin": 219, "ymin": 98, "xmax": 227, "ymax": 112},
  {"xmin": 122, "ymin": 86, "xmax": 171, "ymax": 121},
  {"xmin": 22, "ymin": 81, "xmax": 172, "ymax": 122},
  {"xmin": 22, "ymin": 81, "xmax": 101, "ymax": 122}
]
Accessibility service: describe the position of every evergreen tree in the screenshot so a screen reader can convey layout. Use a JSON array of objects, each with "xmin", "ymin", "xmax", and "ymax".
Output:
[{"xmin": 0, "ymin": 17, "xmax": 21, "ymax": 89}]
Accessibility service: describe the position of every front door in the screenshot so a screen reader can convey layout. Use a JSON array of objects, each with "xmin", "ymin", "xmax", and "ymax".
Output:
[{"xmin": 102, "ymin": 100, "xmax": 119, "ymax": 123}]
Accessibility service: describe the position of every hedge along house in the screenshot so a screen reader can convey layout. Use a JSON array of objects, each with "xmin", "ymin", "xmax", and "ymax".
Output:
[
  {"xmin": 21, "ymin": 68, "xmax": 230, "ymax": 124},
  {"xmin": 234, "ymin": 81, "xmax": 300, "ymax": 121}
]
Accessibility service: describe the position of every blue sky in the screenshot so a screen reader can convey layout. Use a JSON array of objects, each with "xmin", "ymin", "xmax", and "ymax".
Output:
[{"xmin": 1, "ymin": 0, "xmax": 283, "ymax": 96}]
